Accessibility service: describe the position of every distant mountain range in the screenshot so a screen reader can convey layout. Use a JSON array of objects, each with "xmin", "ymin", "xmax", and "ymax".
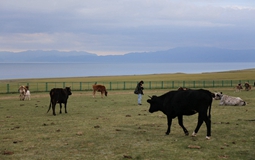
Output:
[{"xmin": 0, "ymin": 47, "xmax": 254, "ymax": 63}]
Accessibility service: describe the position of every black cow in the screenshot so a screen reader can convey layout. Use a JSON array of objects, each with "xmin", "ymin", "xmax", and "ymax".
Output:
[
  {"xmin": 47, "ymin": 87, "xmax": 72, "ymax": 116},
  {"xmin": 147, "ymin": 89, "xmax": 214, "ymax": 139}
]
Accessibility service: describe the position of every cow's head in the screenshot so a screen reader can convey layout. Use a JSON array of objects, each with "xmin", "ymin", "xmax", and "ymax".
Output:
[
  {"xmin": 214, "ymin": 92, "xmax": 223, "ymax": 100},
  {"xmin": 240, "ymin": 101, "xmax": 246, "ymax": 106},
  {"xmin": 65, "ymin": 87, "xmax": 72, "ymax": 95},
  {"xmin": 147, "ymin": 95, "xmax": 163, "ymax": 113}
]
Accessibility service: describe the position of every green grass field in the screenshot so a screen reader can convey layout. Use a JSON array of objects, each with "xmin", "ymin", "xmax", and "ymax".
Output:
[{"xmin": 1, "ymin": 70, "xmax": 255, "ymax": 159}]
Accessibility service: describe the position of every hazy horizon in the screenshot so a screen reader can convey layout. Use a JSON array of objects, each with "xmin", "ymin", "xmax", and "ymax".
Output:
[{"xmin": 1, "ymin": 0, "xmax": 255, "ymax": 56}]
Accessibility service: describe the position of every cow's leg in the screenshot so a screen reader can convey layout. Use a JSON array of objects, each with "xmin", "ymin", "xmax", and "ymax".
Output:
[
  {"xmin": 192, "ymin": 114, "xmax": 204, "ymax": 137},
  {"xmin": 20, "ymin": 93, "xmax": 25, "ymax": 100},
  {"xmin": 52, "ymin": 103, "xmax": 56, "ymax": 116},
  {"xmin": 93, "ymin": 90, "xmax": 95, "ymax": 97},
  {"xmin": 101, "ymin": 91, "xmax": 103, "ymax": 98},
  {"xmin": 178, "ymin": 115, "xmax": 189, "ymax": 135},
  {"xmin": 64, "ymin": 103, "xmax": 68, "ymax": 113},
  {"xmin": 59, "ymin": 103, "xmax": 62, "ymax": 114},
  {"xmin": 204, "ymin": 115, "xmax": 211, "ymax": 139},
  {"xmin": 166, "ymin": 115, "xmax": 172, "ymax": 135}
]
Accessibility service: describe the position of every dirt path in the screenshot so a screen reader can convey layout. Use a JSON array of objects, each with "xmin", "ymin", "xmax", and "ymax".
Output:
[{"xmin": 0, "ymin": 89, "xmax": 164, "ymax": 100}]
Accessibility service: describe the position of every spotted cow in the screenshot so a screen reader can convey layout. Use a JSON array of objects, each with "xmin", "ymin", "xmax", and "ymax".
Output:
[{"xmin": 216, "ymin": 92, "xmax": 246, "ymax": 106}]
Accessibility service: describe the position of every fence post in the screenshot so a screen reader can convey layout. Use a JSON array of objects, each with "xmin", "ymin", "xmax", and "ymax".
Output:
[
  {"xmin": 63, "ymin": 82, "xmax": 65, "ymax": 87},
  {"xmin": 110, "ymin": 82, "xmax": 112, "ymax": 90},
  {"xmin": 183, "ymin": 81, "xmax": 185, "ymax": 87},
  {"xmin": 149, "ymin": 81, "xmax": 151, "ymax": 89},
  {"xmin": 161, "ymin": 81, "xmax": 163, "ymax": 89},
  {"xmin": 203, "ymin": 81, "xmax": 205, "ymax": 88},
  {"xmin": 80, "ymin": 82, "xmax": 82, "ymax": 91},
  {"xmin": 46, "ymin": 82, "xmax": 48, "ymax": 92},
  {"xmin": 123, "ymin": 82, "xmax": 126, "ymax": 90},
  {"xmin": 172, "ymin": 81, "xmax": 174, "ymax": 89},
  {"xmin": 7, "ymin": 84, "xmax": 9, "ymax": 93}
]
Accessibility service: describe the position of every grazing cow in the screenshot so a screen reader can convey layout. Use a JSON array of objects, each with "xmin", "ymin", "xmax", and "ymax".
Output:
[
  {"xmin": 147, "ymin": 89, "xmax": 214, "ymax": 140},
  {"xmin": 216, "ymin": 92, "xmax": 246, "ymax": 106},
  {"xmin": 244, "ymin": 82, "xmax": 251, "ymax": 91},
  {"xmin": 47, "ymin": 87, "xmax": 72, "ymax": 116},
  {"xmin": 92, "ymin": 82, "xmax": 108, "ymax": 98},
  {"xmin": 235, "ymin": 83, "xmax": 243, "ymax": 92},
  {"xmin": 18, "ymin": 85, "xmax": 28, "ymax": 100}
]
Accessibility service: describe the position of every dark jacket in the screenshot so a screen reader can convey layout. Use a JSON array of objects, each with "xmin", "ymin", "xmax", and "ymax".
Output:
[{"xmin": 135, "ymin": 82, "xmax": 144, "ymax": 94}]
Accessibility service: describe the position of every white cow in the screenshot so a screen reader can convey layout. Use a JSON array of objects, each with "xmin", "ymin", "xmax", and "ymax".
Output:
[
  {"xmin": 216, "ymin": 92, "xmax": 246, "ymax": 106},
  {"xmin": 25, "ymin": 90, "xmax": 31, "ymax": 100}
]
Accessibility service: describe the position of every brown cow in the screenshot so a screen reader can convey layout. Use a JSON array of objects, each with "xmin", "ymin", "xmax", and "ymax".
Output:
[
  {"xmin": 244, "ymin": 82, "xmax": 251, "ymax": 91},
  {"xmin": 235, "ymin": 83, "xmax": 243, "ymax": 92},
  {"xmin": 92, "ymin": 82, "xmax": 108, "ymax": 98}
]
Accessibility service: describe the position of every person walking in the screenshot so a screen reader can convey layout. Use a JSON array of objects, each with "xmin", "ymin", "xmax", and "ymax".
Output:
[{"xmin": 134, "ymin": 80, "xmax": 144, "ymax": 105}]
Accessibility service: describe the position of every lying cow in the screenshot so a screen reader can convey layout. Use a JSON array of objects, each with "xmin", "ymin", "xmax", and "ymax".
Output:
[
  {"xmin": 147, "ymin": 89, "xmax": 214, "ymax": 140},
  {"xmin": 47, "ymin": 87, "xmax": 72, "ymax": 116},
  {"xmin": 235, "ymin": 83, "xmax": 243, "ymax": 92},
  {"xmin": 216, "ymin": 92, "xmax": 246, "ymax": 106},
  {"xmin": 92, "ymin": 82, "xmax": 108, "ymax": 98},
  {"xmin": 244, "ymin": 82, "xmax": 251, "ymax": 91}
]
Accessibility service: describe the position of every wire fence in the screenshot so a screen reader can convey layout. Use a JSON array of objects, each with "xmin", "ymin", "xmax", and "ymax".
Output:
[{"xmin": 1, "ymin": 80, "xmax": 254, "ymax": 94}]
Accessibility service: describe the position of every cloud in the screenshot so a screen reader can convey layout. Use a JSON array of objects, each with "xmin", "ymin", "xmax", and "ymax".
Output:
[{"xmin": 0, "ymin": 0, "xmax": 255, "ymax": 55}]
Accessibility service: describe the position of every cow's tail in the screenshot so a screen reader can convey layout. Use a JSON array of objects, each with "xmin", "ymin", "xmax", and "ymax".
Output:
[
  {"xmin": 208, "ymin": 104, "xmax": 211, "ymax": 120},
  {"xmin": 47, "ymin": 101, "xmax": 52, "ymax": 113},
  {"xmin": 208, "ymin": 92, "xmax": 214, "ymax": 119}
]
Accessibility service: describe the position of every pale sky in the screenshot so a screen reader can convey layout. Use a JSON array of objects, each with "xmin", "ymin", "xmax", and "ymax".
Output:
[{"xmin": 1, "ymin": 0, "xmax": 255, "ymax": 55}]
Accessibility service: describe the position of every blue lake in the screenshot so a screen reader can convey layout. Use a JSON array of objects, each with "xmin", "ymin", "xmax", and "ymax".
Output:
[{"xmin": 0, "ymin": 62, "xmax": 254, "ymax": 80}]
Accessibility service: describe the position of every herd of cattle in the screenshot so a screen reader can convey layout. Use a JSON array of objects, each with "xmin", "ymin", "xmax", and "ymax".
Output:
[
  {"xmin": 18, "ymin": 82, "xmax": 253, "ymax": 139},
  {"xmin": 235, "ymin": 82, "xmax": 252, "ymax": 92}
]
